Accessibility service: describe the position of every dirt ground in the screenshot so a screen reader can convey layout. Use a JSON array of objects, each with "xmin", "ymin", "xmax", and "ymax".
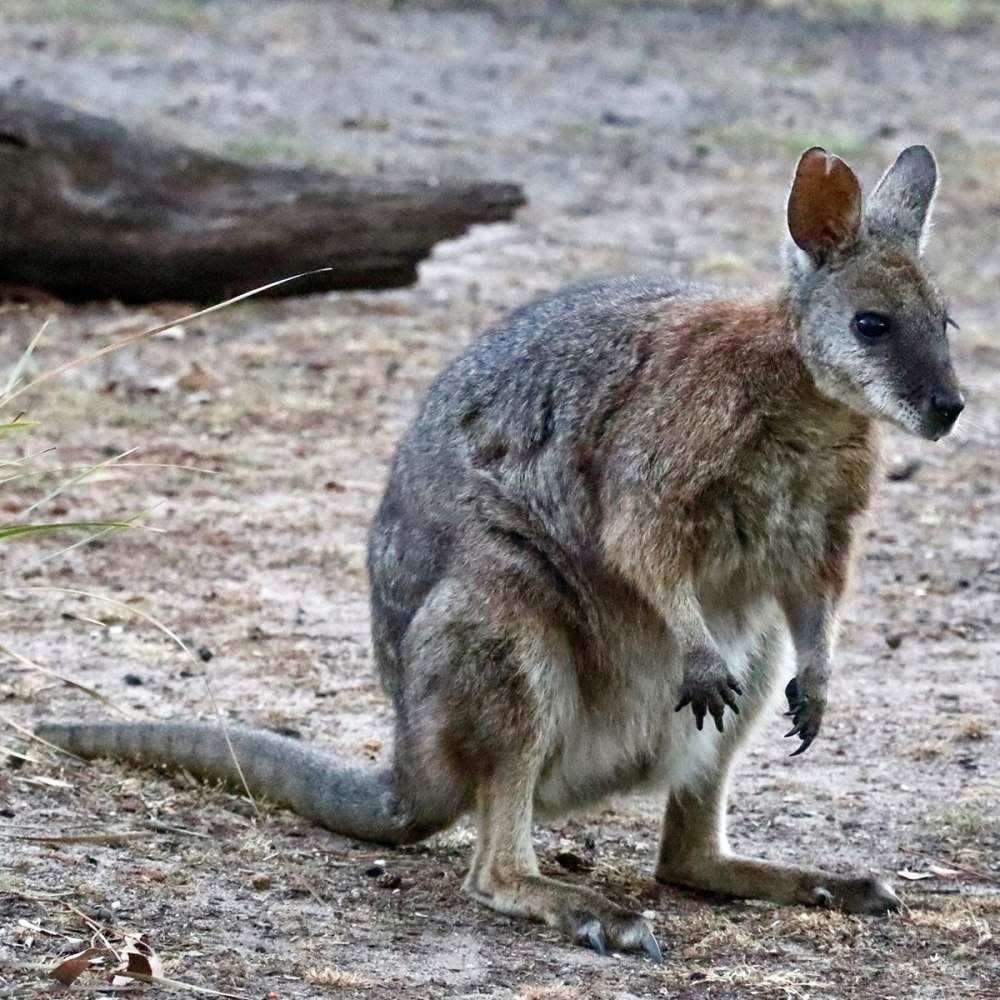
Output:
[{"xmin": 1, "ymin": 2, "xmax": 998, "ymax": 998}]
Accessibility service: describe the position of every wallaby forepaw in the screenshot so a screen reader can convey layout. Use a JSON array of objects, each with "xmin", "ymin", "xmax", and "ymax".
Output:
[
  {"xmin": 676, "ymin": 661, "xmax": 742, "ymax": 733},
  {"xmin": 783, "ymin": 677, "xmax": 824, "ymax": 755},
  {"xmin": 564, "ymin": 910, "xmax": 664, "ymax": 963}
]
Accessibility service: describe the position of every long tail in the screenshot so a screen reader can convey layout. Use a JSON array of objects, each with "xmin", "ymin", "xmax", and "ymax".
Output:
[{"xmin": 36, "ymin": 720, "xmax": 431, "ymax": 846}]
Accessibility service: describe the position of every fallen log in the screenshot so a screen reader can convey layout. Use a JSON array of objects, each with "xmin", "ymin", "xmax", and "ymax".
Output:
[{"xmin": 0, "ymin": 90, "xmax": 525, "ymax": 304}]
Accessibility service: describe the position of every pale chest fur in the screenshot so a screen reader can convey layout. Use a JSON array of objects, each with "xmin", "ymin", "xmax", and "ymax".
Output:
[{"xmin": 533, "ymin": 594, "xmax": 792, "ymax": 813}]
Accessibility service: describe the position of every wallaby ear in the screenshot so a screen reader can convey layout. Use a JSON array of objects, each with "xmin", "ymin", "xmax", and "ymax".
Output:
[
  {"xmin": 787, "ymin": 147, "xmax": 862, "ymax": 264},
  {"xmin": 867, "ymin": 144, "xmax": 937, "ymax": 251}
]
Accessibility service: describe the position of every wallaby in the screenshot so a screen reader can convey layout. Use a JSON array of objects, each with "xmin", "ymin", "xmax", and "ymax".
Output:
[{"xmin": 38, "ymin": 146, "xmax": 963, "ymax": 961}]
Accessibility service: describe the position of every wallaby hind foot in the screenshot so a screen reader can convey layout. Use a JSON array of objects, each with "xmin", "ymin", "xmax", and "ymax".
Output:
[
  {"xmin": 463, "ymin": 771, "xmax": 663, "ymax": 961},
  {"xmin": 659, "ymin": 854, "xmax": 900, "ymax": 915},
  {"xmin": 656, "ymin": 786, "xmax": 899, "ymax": 914},
  {"xmin": 466, "ymin": 870, "xmax": 663, "ymax": 959}
]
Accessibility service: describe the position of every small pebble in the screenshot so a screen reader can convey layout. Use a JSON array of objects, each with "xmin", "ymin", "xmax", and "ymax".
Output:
[
  {"xmin": 886, "ymin": 459, "xmax": 921, "ymax": 482},
  {"xmin": 600, "ymin": 109, "xmax": 643, "ymax": 127}
]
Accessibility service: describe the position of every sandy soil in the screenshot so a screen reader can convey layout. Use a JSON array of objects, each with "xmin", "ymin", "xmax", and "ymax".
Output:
[{"xmin": 1, "ymin": 2, "xmax": 998, "ymax": 998}]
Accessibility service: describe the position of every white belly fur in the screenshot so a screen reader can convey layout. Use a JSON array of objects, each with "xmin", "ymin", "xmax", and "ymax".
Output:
[{"xmin": 534, "ymin": 596, "xmax": 791, "ymax": 816}]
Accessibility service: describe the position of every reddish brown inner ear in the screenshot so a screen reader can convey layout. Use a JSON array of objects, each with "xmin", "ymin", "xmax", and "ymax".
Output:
[{"xmin": 787, "ymin": 147, "xmax": 862, "ymax": 256}]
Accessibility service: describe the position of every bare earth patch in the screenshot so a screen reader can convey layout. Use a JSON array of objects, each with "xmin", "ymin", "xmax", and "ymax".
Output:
[{"xmin": 1, "ymin": 3, "xmax": 997, "ymax": 998}]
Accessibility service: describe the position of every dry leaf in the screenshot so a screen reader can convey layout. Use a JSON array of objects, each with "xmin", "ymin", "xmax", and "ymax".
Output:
[
  {"xmin": 178, "ymin": 361, "xmax": 222, "ymax": 393},
  {"xmin": 897, "ymin": 869, "xmax": 934, "ymax": 880},
  {"xmin": 17, "ymin": 919, "xmax": 61, "ymax": 938},
  {"xmin": 51, "ymin": 947, "xmax": 104, "ymax": 986},
  {"xmin": 110, "ymin": 933, "xmax": 164, "ymax": 986},
  {"xmin": 155, "ymin": 324, "xmax": 186, "ymax": 341},
  {"xmin": 14, "ymin": 775, "xmax": 73, "ymax": 789},
  {"xmin": 928, "ymin": 865, "xmax": 961, "ymax": 878}
]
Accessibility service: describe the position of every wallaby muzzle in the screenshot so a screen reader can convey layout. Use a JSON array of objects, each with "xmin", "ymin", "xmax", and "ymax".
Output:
[
  {"xmin": 913, "ymin": 350, "xmax": 964, "ymax": 439},
  {"xmin": 895, "ymin": 334, "xmax": 963, "ymax": 441},
  {"xmin": 924, "ymin": 386, "xmax": 965, "ymax": 439}
]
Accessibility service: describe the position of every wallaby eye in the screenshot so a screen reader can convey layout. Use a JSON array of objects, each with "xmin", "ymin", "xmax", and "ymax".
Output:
[{"xmin": 852, "ymin": 312, "xmax": 891, "ymax": 340}]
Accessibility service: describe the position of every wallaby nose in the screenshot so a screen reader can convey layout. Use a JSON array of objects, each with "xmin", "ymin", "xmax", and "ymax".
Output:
[{"xmin": 931, "ymin": 390, "xmax": 965, "ymax": 425}]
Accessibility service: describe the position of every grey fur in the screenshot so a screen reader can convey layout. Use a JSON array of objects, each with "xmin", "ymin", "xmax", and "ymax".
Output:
[
  {"xmin": 866, "ymin": 144, "xmax": 938, "ymax": 249},
  {"xmin": 36, "ymin": 721, "xmax": 411, "ymax": 842},
  {"xmin": 38, "ymin": 147, "xmax": 962, "ymax": 956}
]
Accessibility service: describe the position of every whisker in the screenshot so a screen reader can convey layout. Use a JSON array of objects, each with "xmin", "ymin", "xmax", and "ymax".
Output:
[{"xmin": 955, "ymin": 416, "xmax": 990, "ymax": 434}]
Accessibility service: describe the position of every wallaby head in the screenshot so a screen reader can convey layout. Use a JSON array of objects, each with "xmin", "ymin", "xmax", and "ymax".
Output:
[{"xmin": 785, "ymin": 145, "xmax": 963, "ymax": 440}]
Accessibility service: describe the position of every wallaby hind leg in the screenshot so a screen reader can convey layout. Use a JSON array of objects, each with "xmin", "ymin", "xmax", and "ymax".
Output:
[
  {"xmin": 464, "ymin": 764, "xmax": 662, "ymax": 961},
  {"xmin": 401, "ymin": 576, "xmax": 661, "ymax": 959},
  {"xmin": 655, "ymin": 653, "xmax": 899, "ymax": 917}
]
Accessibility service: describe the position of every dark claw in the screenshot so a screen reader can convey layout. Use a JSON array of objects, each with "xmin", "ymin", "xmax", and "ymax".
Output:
[
  {"xmin": 783, "ymin": 676, "xmax": 820, "ymax": 755},
  {"xmin": 785, "ymin": 677, "xmax": 800, "ymax": 705},
  {"xmin": 678, "ymin": 671, "xmax": 743, "ymax": 733},
  {"xmin": 581, "ymin": 920, "xmax": 607, "ymax": 956},
  {"xmin": 640, "ymin": 929, "xmax": 664, "ymax": 964}
]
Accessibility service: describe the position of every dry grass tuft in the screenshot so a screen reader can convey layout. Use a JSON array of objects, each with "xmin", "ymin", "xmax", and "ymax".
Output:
[
  {"xmin": 302, "ymin": 967, "xmax": 373, "ymax": 988},
  {"xmin": 426, "ymin": 822, "xmax": 476, "ymax": 856},
  {"xmin": 674, "ymin": 905, "xmax": 862, "ymax": 962},
  {"xmin": 957, "ymin": 717, "xmax": 990, "ymax": 741},
  {"xmin": 519, "ymin": 986, "xmax": 581, "ymax": 1000},
  {"xmin": 901, "ymin": 738, "xmax": 952, "ymax": 760},
  {"xmin": 905, "ymin": 897, "xmax": 996, "ymax": 957},
  {"xmin": 654, "ymin": 960, "xmax": 834, "ymax": 998},
  {"xmin": 931, "ymin": 786, "xmax": 1000, "ymax": 842}
]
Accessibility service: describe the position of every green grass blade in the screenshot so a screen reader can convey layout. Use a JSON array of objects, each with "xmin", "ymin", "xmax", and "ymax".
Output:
[
  {"xmin": 2, "ymin": 269, "xmax": 332, "ymax": 408},
  {"xmin": 0, "ymin": 421, "xmax": 39, "ymax": 436},
  {"xmin": 28, "ymin": 517, "xmax": 155, "ymax": 569},
  {"xmin": 0, "ymin": 520, "xmax": 135, "ymax": 540},
  {"xmin": 1, "ymin": 319, "xmax": 50, "ymax": 401},
  {"xmin": 0, "ymin": 460, "xmax": 216, "ymax": 487},
  {"xmin": 17, "ymin": 448, "xmax": 139, "ymax": 519}
]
